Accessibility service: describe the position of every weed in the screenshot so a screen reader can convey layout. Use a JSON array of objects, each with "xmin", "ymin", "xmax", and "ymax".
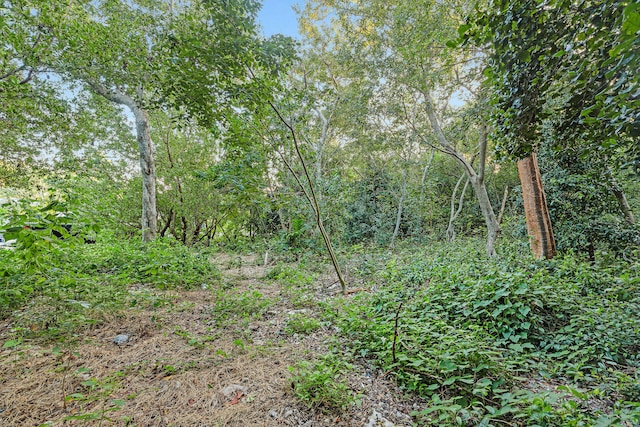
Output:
[
  {"xmin": 0, "ymin": 236, "xmax": 220, "ymax": 342},
  {"xmin": 285, "ymin": 312, "xmax": 322, "ymax": 335},
  {"xmin": 62, "ymin": 369, "xmax": 127, "ymax": 426},
  {"xmin": 289, "ymin": 353, "xmax": 358, "ymax": 412},
  {"xmin": 265, "ymin": 264, "xmax": 314, "ymax": 287},
  {"xmin": 326, "ymin": 240, "xmax": 640, "ymax": 425},
  {"xmin": 210, "ymin": 290, "xmax": 273, "ymax": 326}
]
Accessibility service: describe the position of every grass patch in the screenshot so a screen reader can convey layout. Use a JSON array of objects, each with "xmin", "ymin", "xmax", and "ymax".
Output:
[
  {"xmin": 285, "ymin": 312, "xmax": 322, "ymax": 335},
  {"xmin": 210, "ymin": 290, "xmax": 274, "ymax": 326},
  {"xmin": 0, "ymin": 236, "xmax": 220, "ymax": 343}
]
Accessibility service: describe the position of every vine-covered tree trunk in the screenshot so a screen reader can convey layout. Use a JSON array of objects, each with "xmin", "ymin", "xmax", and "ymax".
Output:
[{"xmin": 517, "ymin": 153, "xmax": 556, "ymax": 259}]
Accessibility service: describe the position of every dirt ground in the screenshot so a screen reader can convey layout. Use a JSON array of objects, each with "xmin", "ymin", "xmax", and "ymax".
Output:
[{"xmin": 0, "ymin": 254, "xmax": 421, "ymax": 426}]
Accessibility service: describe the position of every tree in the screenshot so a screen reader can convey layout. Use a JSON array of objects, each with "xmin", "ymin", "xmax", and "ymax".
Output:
[
  {"xmin": 4, "ymin": 0, "xmax": 284, "ymax": 242},
  {"xmin": 465, "ymin": 0, "xmax": 640, "ymax": 258},
  {"xmin": 20, "ymin": 0, "xmax": 171, "ymax": 242},
  {"xmin": 300, "ymin": 0, "xmax": 503, "ymax": 256}
]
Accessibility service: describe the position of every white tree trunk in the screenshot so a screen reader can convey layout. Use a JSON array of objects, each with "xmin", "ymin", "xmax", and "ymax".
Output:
[
  {"xmin": 134, "ymin": 104, "xmax": 158, "ymax": 242},
  {"xmin": 447, "ymin": 173, "xmax": 469, "ymax": 243},
  {"xmin": 470, "ymin": 176, "xmax": 500, "ymax": 257},
  {"xmin": 497, "ymin": 186, "xmax": 509, "ymax": 225},
  {"xmin": 312, "ymin": 107, "xmax": 329, "ymax": 184},
  {"xmin": 390, "ymin": 169, "xmax": 408, "ymax": 248},
  {"xmin": 88, "ymin": 82, "xmax": 157, "ymax": 242}
]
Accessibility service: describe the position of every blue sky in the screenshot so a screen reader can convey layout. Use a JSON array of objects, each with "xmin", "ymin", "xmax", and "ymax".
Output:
[{"xmin": 257, "ymin": 0, "xmax": 301, "ymax": 38}]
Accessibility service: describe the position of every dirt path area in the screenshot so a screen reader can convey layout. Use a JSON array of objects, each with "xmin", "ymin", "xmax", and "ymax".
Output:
[{"xmin": 0, "ymin": 254, "xmax": 418, "ymax": 426}]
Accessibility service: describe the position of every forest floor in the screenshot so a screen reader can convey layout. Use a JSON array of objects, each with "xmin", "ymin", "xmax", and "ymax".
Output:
[{"xmin": 0, "ymin": 253, "xmax": 420, "ymax": 426}]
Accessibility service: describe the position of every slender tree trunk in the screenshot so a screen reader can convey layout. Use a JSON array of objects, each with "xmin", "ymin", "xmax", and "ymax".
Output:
[
  {"xmin": 269, "ymin": 101, "xmax": 347, "ymax": 294},
  {"xmin": 517, "ymin": 153, "xmax": 556, "ymax": 259},
  {"xmin": 497, "ymin": 186, "xmax": 509, "ymax": 225},
  {"xmin": 160, "ymin": 208, "xmax": 173, "ymax": 237},
  {"xmin": 193, "ymin": 219, "xmax": 203, "ymax": 245},
  {"xmin": 469, "ymin": 176, "xmax": 500, "ymax": 257},
  {"xmin": 181, "ymin": 216, "xmax": 188, "ymax": 244},
  {"xmin": 390, "ymin": 169, "xmax": 408, "ymax": 248},
  {"xmin": 169, "ymin": 211, "xmax": 178, "ymax": 240},
  {"xmin": 423, "ymin": 93, "xmax": 500, "ymax": 256},
  {"xmin": 612, "ymin": 186, "xmax": 636, "ymax": 225},
  {"xmin": 88, "ymin": 82, "xmax": 157, "ymax": 242},
  {"xmin": 447, "ymin": 173, "xmax": 469, "ymax": 243},
  {"xmin": 420, "ymin": 148, "xmax": 436, "ymax": 190},
  {"xmin": 606, "ymin": 171, "xmax": 635, "ymax": 224},
  {"xmin": 312, "ymin": 107, "xmax": 329, "ymax": 184},
  {"xmin": 133, "ymin": 103, "xmax": 158, "ymax": 242}
]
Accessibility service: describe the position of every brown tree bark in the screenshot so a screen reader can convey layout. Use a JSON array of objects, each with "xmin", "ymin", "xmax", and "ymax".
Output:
[{"xmin": 517, "ymin": 153, "xmax": 556, "ymax": 259}]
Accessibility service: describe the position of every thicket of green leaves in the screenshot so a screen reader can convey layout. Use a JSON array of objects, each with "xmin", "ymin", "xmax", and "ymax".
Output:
[
  {"xmin": 325, "ymin": 241, "xmax": 640, "ymax": 425},
  {"xmin": 0, "ymin": 196, "xmax": 219, "ymax": 338}
]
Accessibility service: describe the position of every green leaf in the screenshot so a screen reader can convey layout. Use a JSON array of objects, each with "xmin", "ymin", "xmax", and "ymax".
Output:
[
  {"xmin": 622, "ymin": 3, "xmax": 640, "ymax": 36},
  {"xmin": 457, "ymin": 24, "xmax": 471, "ymax": 37},
  {"xmin": 2, "ymin": 339, "xmax": 21, "ymax": 349},
  {"xmin": 439, "ymin": 359, "xmax": 457, "ymax": 372},
  {"xmin": 518, "ymin": 306, "xmax": 530, "ymax": 316},
  {"xmin": 443, "ymin": 377, "xmax": 457, "ymax": 385}
]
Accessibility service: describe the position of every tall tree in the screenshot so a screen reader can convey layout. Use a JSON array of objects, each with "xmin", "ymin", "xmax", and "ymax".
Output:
[
  {"xmin": 300, "ymin": 0, "xmax": 503, "ymax": 256},
  {"xmin": 465, "ymin": 0, "xmax": 639, "ymax": 258},
  {"xmin": 5, "ymin": 0, "xmax": 287, "ymax": 242},
  {"xmin": 31, "ymin": 0, "xmax": 172, "ymax": 241}
]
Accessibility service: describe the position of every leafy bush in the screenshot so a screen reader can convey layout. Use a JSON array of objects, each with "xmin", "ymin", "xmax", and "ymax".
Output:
[
  {"xmin": 0, "ymin": 233, "xmax": 220, "ymax": 341},
  {"xmin": 285, "ymin": 312, "xmax": 322, "ymax": 335},
  {"xmin": 76, "ymin": 238, "xmax": 220, "ymax": 289},
  {"xmin": 289, "ymin": 353, "xmax": 358, "ymax": 412},
  {"xmin": 326, "ymin": 240, "xmax": 640, "ymax": 424}
]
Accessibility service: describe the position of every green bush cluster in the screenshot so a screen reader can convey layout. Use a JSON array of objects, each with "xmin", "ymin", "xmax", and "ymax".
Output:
[
  {"xmin": 0, "ymin": 237, "xmax": 220, "ymax": 340},
  {"xmin": 328, "ymin": 241, "xmax": 640, "ymax": 425},
  {"xmin": 289, "ymin": 353, "xmax": 358, "ymax": 412}
]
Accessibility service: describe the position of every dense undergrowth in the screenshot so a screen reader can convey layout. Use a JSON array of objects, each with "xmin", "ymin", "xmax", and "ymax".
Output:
[{"xmin": 319, "ymin": 239, "xmax": 640, "ymax": 425}]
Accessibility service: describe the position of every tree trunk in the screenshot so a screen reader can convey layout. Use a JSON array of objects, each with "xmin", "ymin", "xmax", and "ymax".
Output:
[
  {"xmin": 269, "ymin": 101, "xmax": 348, "ymax": 294},
  {"xmin": 160, "ymin": 208, "xmax": 173, "ymax": 237},
  {"xmin": 390, "ymin": 169, "xmax": 408, "ymax": 248},
  {"xmin": 312, "ymin": 107, "xmax": 329, "ymax": 184},
  {"xmin": 469, "ymin": 176, "xmax": 500, "ymax": 257},
  {"xmin": 423, "ymin": 93, "xmax": 500, "ymax": 257},
  {"xmin": 133, "ymin": 103, "xmax": 158, "ymax": 242},
  {"xmin": 88, "ymin": 82, "xmax": 157, "ymax": 242},
  {"xmin": 497, "ymin": 186, "xmax": 509, "ymax": 225},
  {"xmin": 420, "ymin": 148, "xmax": 436, "ymax": 190},
  {"xmin": 517, "ymin": 153, "xmax": 556, "ymax": 259},
  {"xmin": 447, "ymin": 173, "xmax": 469, "ymax": 243},
  {"xmin": 607, "ymin": 171, "xmax": 635, "ymax": 224}
]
